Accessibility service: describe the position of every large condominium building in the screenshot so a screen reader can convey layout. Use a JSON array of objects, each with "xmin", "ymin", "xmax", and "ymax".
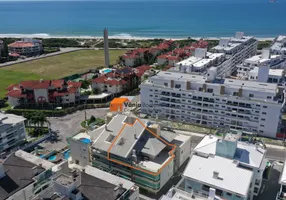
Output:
[
  {"xmin": 271, "ymin": 35, "xmax": 286, "ymax": 59},
  {"xmin": 6, "ymin": 79, "xmax": 81, "ymax": 107},
  {"xmin": 174, "ymin": 130, "xmax": 267, "ymax": 200},
  {"xmin": 68, "ymin": 113, "xmax": 191, "ymax": 194},
  {"xmin": 236, "ymin": 49, "xmax": 286, "ymax": 83},
  {"xmin": 0, "ymin": 113, "xmax": 26, "ymax": 152},
  {"xmin": 8, "ymin": 38, "xmax": 43, "ymax": 57},
  {"xmin": 140, "ymin": 71, "xmax": 285, "ymax": 138},
  {"xmin": 171, "ymin": 32, "xmax": 258, "ymax": 78}
]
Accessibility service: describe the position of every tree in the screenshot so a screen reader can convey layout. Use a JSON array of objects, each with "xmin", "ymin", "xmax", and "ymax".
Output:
[
  {"xmin": 1, "ymin": 42, "xmax": 9, "ymax": 58},
  {"xmin": 93, "ymin": 88, "xmax": 101, "ymax": 95},
  {"xmin": 90, "ymin": 116, "xmax": 96, "ymax": 123},
  {"xmin": 80, "ymin": 79, "xmax": 91, "ymax": 89}
]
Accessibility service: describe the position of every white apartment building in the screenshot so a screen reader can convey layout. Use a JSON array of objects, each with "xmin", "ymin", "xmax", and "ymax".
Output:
[
  {"xmin": 277, "ymin": 158, "xmax": 286, "ymax": 200},
  {"xmin": 175, "ymin": 130, "xmax": 267, "ymax": 200},
  {"xmin": 140, "ymin": 71, "xmax": 285, "ymax": 138},
  {"xmin": 0, "ymin": 113, "xmax": 26, "ymax": 152},
  {"xmin": 68, "ymin": 113, "xmax": 191, "ymax": 194},
  {"xmin": 237, "ymin": 49, "xmax": 286, "ymax": 83},
  {"xmin": 8, "ymin": 38, "xmax": 43, "ymax": 57},
  {"xmin": 171, "ymin": 32, "xmax": 257, "ymax": 78},
  {"xmin": 271, "ymin": 36, "xmax": 286, "ymax": 59}
]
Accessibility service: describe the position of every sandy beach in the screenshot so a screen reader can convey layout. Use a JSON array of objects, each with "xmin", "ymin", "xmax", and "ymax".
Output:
[{"xmin": 0, "ymin": 33, "xmax": 276, "ymax": 41}]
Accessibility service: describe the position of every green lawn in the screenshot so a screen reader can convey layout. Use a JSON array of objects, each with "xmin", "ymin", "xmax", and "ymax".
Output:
[
  {"xmin": 0, "ymin": 70, "xmax": 44, "ymax": 98},
  {"xmin": 0, "ymin": 49, "xmax": 126, "ymax": 97}
]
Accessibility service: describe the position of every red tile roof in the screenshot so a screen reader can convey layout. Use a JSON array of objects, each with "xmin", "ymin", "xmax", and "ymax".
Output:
[
  {"xmin": 51, "ymin": 80, "xmax": 64, "ymax": 88},
  {"xmin": 168, "ymin": 56, "xmax": 180, "ymax": 61},
  {"xmin": 157, "ymin": 43, "xmax": 170, "ymax": 50},
  {"xmin": 20, "ymin": 80, "xmax": 51, "ymax": 89},
  {"xmin": 8, "ymin": 42, "xmax": 35, "ymax": 48},
  {"xmin": 6, "ymin": 84, "xmax": 19, "ymax": 91},
  {"xmin": 67, "ymin": 81, "xmax": 82, "ymax": 88},
  {"xmin": 122, "ymin": 54, "xmax": 139, "ymax": 59},
  {"xmin": 136, "ymin": 48, "xmax": 149, "ymax": 53},
  {"xmin": 157, "ymin": 54, "xmax": 169, "ymax": 59},
  {"xmin": 6, "ymin": 90, "xmax": 26, "ymax": 98},
  {"xmin": 53, "ymin": 91, "xmax": 68, "ymax": 97}
]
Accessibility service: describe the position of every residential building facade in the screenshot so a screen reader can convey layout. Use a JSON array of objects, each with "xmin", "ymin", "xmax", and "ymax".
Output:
[
  {"xmin": 277, "ymin": 158, "xmax": 286, "ymax": 200},
  {"xmin": 0, "ymin": 40, "xmax": 3, "ymax": 58},
  {"xmin": 271, "ymin": 36, "xmax": 286, "ymax": 59},
  {"xmin": 140, "ymin": 71, "xmax": 285, "ymax": 138},
  {"xmin": 6, "ymin": 79, "xmax": 81, "ymax": 107},
  {"xmin": 177, "ymin": 130, "xmax": 267, "ymax": 200},
  {"xmin": 8, "ymin": 38, "xmax": 43, "ymax": 57},
  {"xmin": 68, "ymin": 113, "xmax": 191, "ymax": 194},
  {"xmin": 0, "ymin": 113, "xmax": 26, "ymax": 152}
]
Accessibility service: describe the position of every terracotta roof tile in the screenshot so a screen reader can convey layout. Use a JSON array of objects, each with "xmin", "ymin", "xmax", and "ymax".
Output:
[{"xmin": 6, "ymin": 90, "xmax": 26, "ymax": 98}]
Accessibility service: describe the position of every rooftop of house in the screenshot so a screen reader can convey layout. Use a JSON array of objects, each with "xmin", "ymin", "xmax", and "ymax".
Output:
[
  {"xmin": 182, "ymin": 154, "xmax": 253, "ymax": 198},
  {"xmin": 276, "ymin": 35, "xmax": 286, "ymax": 43},
  {"xmin": 8, "ymin": 41, "xmax": 36, "ymax": 48},
  {"xmin": 34, "ymin": 162, "xmax": 136, "ymax": 200},
  {"xmin": 269, "ymin": 69, "xmax": 284, "ymax": 77},
  {"xmin": 0, "ymin": 153, "xmax": 45, "ymax": 200},
  {"xmin": 194, "ymin": 134, "xmax": 266, "ymax": 169}
]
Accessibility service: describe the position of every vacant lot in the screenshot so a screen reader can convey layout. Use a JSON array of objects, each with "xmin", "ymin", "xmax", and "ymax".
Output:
[
  {"xmin": 0, "ymin": 49, "xmax": 125, "ymax": 79},
  {"xmin": 0, "ymin": 49, "xmax": 126, "ymax": 97}
]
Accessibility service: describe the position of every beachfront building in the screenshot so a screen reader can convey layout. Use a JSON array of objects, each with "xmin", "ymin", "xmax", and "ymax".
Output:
[
  {"xmin": 68, "ymin": 113, "xmax": 191, "ymax": 194},
  {"xmin": 0, "ymin": 113, "xmax": 26, "ymax": 153},
  {"xmin": 140, "ymin": 71, "xmax": 285, "ymax": 138},
  {"xmin": 6, "ymin": 79, "xmax": 81, "ymax": 107},
  {"xmin": 236, "ymin": 49, "xmax": 286, "ymax": 82},
  {"xmin": 271, "ymin": 36, "xmax": 286, "ymax": 59},
  {"xmin": 171, "ymin": 32, "xmax": 258, "ymax": 78},
  {"xmin": 174, "ymin": 130, "xmax": 267, "ymax": 200},
  {"xmin": 32, "ymin": 160, "xmax": 139, "ymax": 200},
  {"xmin": 0, "ymin": 150, "xmax": 56, "ymax": 200},
  {"xmin": 0, "ymin": 40, "xmax": 3, "ymax": 58},
  {"xmin": 8, "ymin": 38, "xmax": 43, "ymax": 57}
]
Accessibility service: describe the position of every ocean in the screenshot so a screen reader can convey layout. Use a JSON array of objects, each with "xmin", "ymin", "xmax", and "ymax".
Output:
[{"xmin": 0, "ymin": 0, "xmax": 286, "ymax": 38}]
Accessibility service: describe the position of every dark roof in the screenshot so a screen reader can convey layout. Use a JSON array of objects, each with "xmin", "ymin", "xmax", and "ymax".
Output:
[
  {"xmin": 77, "ymin": 172, "xmax": 126, "ymax": 200},
  {"xmin": 0, "ymin": 154, "xmax": 45, "ymax": 200}
]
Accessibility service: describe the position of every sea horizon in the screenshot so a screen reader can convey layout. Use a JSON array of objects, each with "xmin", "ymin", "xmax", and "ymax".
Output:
[{"xmin": 0, "ymin": 0, "xmax": 286, "ymax": 38}]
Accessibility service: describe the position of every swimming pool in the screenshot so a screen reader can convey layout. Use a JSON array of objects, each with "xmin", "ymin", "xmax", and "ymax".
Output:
[
  {"xmin": 103, "ymin": 69, "xmax": 112, "ymax": 73},
  {"xmin": 48, "ymin": 155, "xmax": 57, "ymax": 161},
  {"xmin": 80, "ymin": 138, "xmax": 91, "ymax": 144},
  {"xmin": 63, "ymin": 150, "xmax": 70, "ymax": 159}
]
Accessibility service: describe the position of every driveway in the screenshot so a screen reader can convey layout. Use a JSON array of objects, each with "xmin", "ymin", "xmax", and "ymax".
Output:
[{"xmin": 40, "ymin": 108, "xmax": 110, "ymax": 151}]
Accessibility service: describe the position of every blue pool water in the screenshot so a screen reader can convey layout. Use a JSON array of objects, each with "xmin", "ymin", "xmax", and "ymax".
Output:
[
  {"xmin": 48, "ymin": 155, "xmax": 57, "ymax": 161},
  {"xmin": 80, "ymin": 138, "xmax": 91, "ymax": 144},
  {"xmin": 63, "ymin": 150, "xmax": 70, "ymax": 159},
  {"xmin": 39, "ymin": 154, "xmax": 45, "ymax": 158},
  {"xmin": 103, "ymin": 69, "xmax": 112, "ymax": 73}
]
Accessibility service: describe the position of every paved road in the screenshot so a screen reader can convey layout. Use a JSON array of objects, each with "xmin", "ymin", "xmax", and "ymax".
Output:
[{"xmin": 42, "ymin": 108, "xmax": 110, "ymax": 151}]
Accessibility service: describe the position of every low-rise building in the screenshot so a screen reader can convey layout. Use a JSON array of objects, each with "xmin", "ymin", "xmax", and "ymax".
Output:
[
  {"xmin": 6, "ymin": 79, "xmax": 81, "ymax": 107},
  {"xmin": 271, "ymin": 36, "xmax": 286, "ymax": 59},
  {"xmin": 140, "ymin": 71, "xmax": 285, "ymax": 138},
  {"xmin": 277, "ymin": 158, "xmax": 286, "ymax": 200},
  {"xmin": 32, "ymin": 161, "xmax": 139, "ymax": 200},
  {"xmin": 0, "ymin": 150, "xmax": 55, "ymax": 200},
  {"xmin": 8, "ymin": 38, "xmax": 43, "ymax": 57},
  {"xmin": 0, "ymin": 40, "xmax": 3, "ymax": 58},
  {"xmin": 68, "ymin": 113, "xmax": 191, "ymax": 194},
  {"xmin": 177, "ymin": 130, "xmax": 267, "ymax": 200},
  {"xmin": 0, "ymin": 113, "xmax": 26, "ymax": 152}
]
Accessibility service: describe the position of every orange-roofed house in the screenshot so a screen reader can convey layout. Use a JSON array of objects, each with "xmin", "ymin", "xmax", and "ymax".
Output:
[
  {"xmin": 110, "ymin": 98, "xmax": 130, "ymax": 112},
  {"xmin": 8, "ymin": 38, "xmax": 43, "ymax": 57}
]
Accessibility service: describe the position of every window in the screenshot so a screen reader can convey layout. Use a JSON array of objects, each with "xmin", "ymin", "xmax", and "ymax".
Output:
[
  {"xmin": 263, "ymin": 106, "xmax": 267, "ymax": 108},
  {"xmin": 249, "ymin": 94, "xmax": 254, "ymax": 97},
  {"xmin": 207, "ymin": 88, "xmax": 213, "ymax": 93},
  {"xmin": 261, "ymin": 118, "xmax": 265, "ymax": 121},
  {"xmin": 262, "ymin": 112, "xmax": 266, "ymax": 115},
  {"xmin": 267, "ymin": 96, "xmax": 272, "ymax": 99},
  {"xmin": 175, "ymin": 84, "xmax": 181, "ymax": 89},
  {"xmin": 202, "ymin": 185, "xmax": 210, "ymax": 192},
  {"xmin": 260, "ymin": 124, "xmax": 265, "ymax": 127},
  {"xmin": 164, "ymin": 83, "xmax": 168, "ymax": 87},
  {"xmin": 199, "ymin": 87, "xmax": 203, "ymax": 91},
  {"xmin": 150, "ymin": 89, "xmax": 153, "ymax": 91},
  {"xmin": 149, "ymin": 95, "xmax": 153, "ymax": 97},
  {"xmin": 75, "ymin": 160, "xmax": 79, "ymax": 164},
  {"xmin": 233, "ymin": 92, "xmax": 238, "ymax": 96}
]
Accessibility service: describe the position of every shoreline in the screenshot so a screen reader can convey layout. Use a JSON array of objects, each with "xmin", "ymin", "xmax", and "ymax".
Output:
[{"xmin": 0, "ymin": 34, "xmax": 276, "ymax": 41}]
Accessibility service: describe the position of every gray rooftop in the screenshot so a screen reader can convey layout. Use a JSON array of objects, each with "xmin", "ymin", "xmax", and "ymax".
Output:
[{"xmin": 0, "ymin": 154, "xmax": 45, "ymax": 200}]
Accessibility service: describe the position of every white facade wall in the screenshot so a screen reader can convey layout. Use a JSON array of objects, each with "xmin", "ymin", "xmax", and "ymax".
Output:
[
  {"xmin": 174, "ymin": 135, "xmax": 191, "ymax": 171},
  {"xmin": 140, "ymin": 77, "xmax": 283, "ymax": 138},
  {"xmin": 159, "ymin": 159, "xmax": 174, "ymax": 190},
  {"xmin": 69, "ymin": 139, "xmax": 90, "ymax": 167},
  {"xmin": 168, "ymin": 59, "xmax": 177, "ymax": 67},
  {"xmin": 34, "ymin": 89, "xmax": 49, "ymax": 103},
  {"xmin": 8, "ymin": 96, "xmax": 20, "ymax": 107},
  {"xmin": 124, "ymin": 58, "xmax": 136, "ymax": 67},
  {"xmin": 157, "ymin": 58, "xmax": 167, "ymax": 65}
]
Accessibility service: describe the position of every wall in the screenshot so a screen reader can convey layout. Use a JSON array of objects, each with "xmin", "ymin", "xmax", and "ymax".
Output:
[
  {"xmin": 8, "ymin": 96, "xmax": 20, "ymax": 107},
  {"xmin": 34, "ymin": 89, "xmax": 49, "ymax": 103},
  {"xmin": 69, "ymin": 139, "xmax": 90, "ymax": 167},
  {"xmin": 125, "ymin": 58, "xmax": 135, "ymax": 67},
  {"xmin": 159, "ymin": 159, "xmax": 174, "ymax": 190},
  {"xmin": 157, "ymin": 58, "xmax": 167, "ymax": 65},
  {"xmin": 7, "ymin": 183, "xmax": 34, "ymax": 200}
]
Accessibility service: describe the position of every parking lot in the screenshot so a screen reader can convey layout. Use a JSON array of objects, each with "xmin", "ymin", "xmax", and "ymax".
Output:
[{"xmin": 40, "ymin": 108, "xmax": 109, "ymax": 151}]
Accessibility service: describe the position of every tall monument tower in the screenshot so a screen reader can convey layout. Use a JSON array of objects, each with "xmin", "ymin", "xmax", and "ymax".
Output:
[{"xmin": 104, "ymin": 28, "xmax": 110, "ymax": 68}]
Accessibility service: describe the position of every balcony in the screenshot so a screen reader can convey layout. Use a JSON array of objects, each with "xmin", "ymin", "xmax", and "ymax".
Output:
[{"xmin": 277, "ymin": 192, "xmax": 286, "ymax": 200}]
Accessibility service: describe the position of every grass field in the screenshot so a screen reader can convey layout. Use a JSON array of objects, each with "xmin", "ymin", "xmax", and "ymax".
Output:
[{"xmin": 0, "ymin": 49, "xmax": 126, "ymax": 97}]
